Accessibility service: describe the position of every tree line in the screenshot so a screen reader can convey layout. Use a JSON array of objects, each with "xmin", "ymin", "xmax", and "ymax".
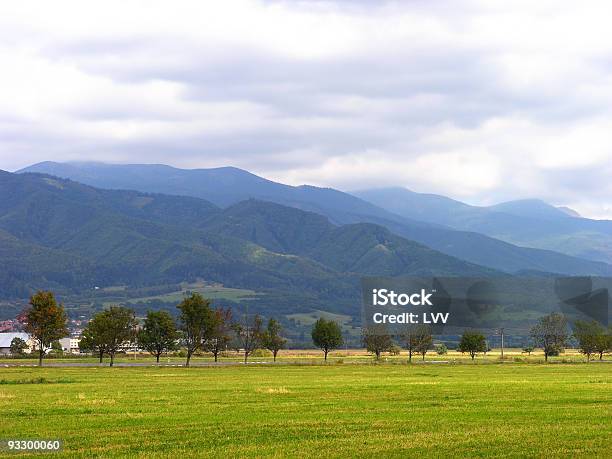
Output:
[
  {"xmin": 14, "ymin": 290, "xmax": 612, "ymax": 365},
  {"xmin": 18, "ymin": 291, "xmax": 287, "ymax": 366},
  {"xmin": 361, "ymin": 312, "xmax": 612, "ymax": 362}
]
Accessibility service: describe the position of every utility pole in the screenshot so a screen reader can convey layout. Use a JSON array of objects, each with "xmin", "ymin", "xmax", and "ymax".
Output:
[{"xmin": 499, "ymin": 328, "xmax": 504, "ymax": 359}]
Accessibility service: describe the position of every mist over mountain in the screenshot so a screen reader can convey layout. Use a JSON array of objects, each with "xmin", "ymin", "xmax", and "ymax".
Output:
[
  {"xmin": 18, "ymin": 162, "xmax": 415, "ymax": 227},
  {"xmin": 18, "ymin": 161, "xmax": 612, "ymax": 276},
  {"xmin": 354, "ymin": 187, "xmax": 612, "ymax": 264}
]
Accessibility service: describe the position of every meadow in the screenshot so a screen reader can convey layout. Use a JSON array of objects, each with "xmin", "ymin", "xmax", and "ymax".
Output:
[{"xmin": 0, "ymin": 362, "xmax": 610, "ymax": 458}]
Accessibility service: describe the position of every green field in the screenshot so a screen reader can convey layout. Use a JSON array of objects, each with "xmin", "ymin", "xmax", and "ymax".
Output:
[
  {"xmin": 98, "ymin": 282, "xmax": 258, "ymax": 308},
  {"xmin": 1, "ymin": 364, "xmax": 610, "ymax": 458}
]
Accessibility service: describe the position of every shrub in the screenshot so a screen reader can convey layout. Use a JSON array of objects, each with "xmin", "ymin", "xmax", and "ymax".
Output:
[
  {"xmin": 250, "ymin": 348, "xmax": 272, "ymax": 358},
  {"xmin": 388, "ymin": 345, "xmax": 402, "ymax": 356},
  {"xmin": 435, "ymin": 344, "xmax": 448, "ymax": 355}
]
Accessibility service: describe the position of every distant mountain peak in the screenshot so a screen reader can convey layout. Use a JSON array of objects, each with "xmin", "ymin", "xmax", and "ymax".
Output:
[
  {"xmin": 490, "ymin": 198, "xmax": 571, "ymax": 220},
  {"xmin": 557, "ymin": 206, "xmax": 581, "ymax": 218}
]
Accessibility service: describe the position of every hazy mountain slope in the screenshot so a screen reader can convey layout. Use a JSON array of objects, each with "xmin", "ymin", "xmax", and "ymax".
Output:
[
  {"xmin": 489, "ymin": 199, "xmax": 575, "ymax": 220},
  {"xmin": 18, "ymin": 161, "xmax": 612, "ymax": 274},
  {"xmin": 206, "ymin": 199, "xmax": 612, "ymax": 276},
  {"xmin": 18, "ymin": 162, "xmax": 417, "ymax": 227},
  {"xmin": 204, "ymin": 200, "xmax": 497, "ymax": 277},
  {"xmin": 354, "ymin": 187, "xmax": 612, "ymax": 264},
  {"xmin": 0, "ymin": 228, "xmax": 111, "ymax": 297},
  {"xmin": 0, "ymin": 171, "xmax": 501, "ymax": 309},
  {"xmin": 202, "ymin": 200, "xmax": 333, "ymax": 254},
  {"xmin": 0, "ymin": 171, "xmax": 358, "ymax": 301}
]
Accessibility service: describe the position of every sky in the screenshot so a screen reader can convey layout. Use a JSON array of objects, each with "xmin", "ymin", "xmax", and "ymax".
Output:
[{"xmin": 1, "ymin": 1, "xmax": 612, "ymax": 218}]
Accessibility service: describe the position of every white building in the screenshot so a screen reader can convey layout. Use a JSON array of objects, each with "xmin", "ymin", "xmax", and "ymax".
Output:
[
  {"xmin": 59, "ymin": 337, "xmax": 81, "ymax": 354},
  {"xmin": 0, "ymin": 332, "xmax": 33, "ymax": 355}
]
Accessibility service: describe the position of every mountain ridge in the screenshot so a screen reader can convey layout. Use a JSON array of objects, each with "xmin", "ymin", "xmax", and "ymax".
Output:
[
  {"xmin": 0, "ymin": 171, "xmax": 501, "ymax": 313},
  {"xmin": 354, "ymin": 187, "xmax": 612, "ymax": 264},
  {"xmin": 16, "ymin": 162, "xmax": 612, "ymax": 274}
]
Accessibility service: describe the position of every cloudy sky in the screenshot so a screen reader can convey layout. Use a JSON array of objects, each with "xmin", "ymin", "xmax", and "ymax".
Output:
[{"xmin": 1, "ymin": 1, "xmax": 612, "ymax": 218}]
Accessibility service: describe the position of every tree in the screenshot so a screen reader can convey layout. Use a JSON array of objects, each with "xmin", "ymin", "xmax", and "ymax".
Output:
[
  {"xmin": 458, "ymin": 330, "xmax": 487, "ymax": 360},
  {"xmin": 573, "ymin": 320, "xmax": 609, "ymax": 361},
  {"xmin": 22, "ymin": 291, "xmax": 68, "ymax": 366},
  {"xmin": 522, "ymin": 346, "xmax": 534, "ymax": 356},
  {"xmin": 202, "ymin": 307, "xmax": 233, "ymax": 362},
  {"xmin": 106, "ymin": 306, "xmax": 137, "ymax": 366},
  {"xmin": 416, "ymin": 327, "xmax": 433, "ymax": 361},
  {"xmin": 362, "ymin": 329, "xmax": 393, "ymax": 360},
  {"xmin": 388, "ymin": 344, "xmax": 402, "ymax": 356},
  {"xmin": 80, "ymin": 313, "xmax": 110, "ymax": 363},
  {"xmin": 51, "ymin": 340, "xmax": 63, "ymax": 355},
  {"xmin": 138, "ymin": 310, "xmax": 179, "ymax": 363},
  {"xmin": 403, "ymin": 325, "xmax": 432, "ymax": 363},
  {"xmin": 233, "ymin": 313, "xmax": 263, "ymax": 363},
  {"xmin": 261, "ymin": 318, "xmax": 286, "ymax": 362},
  {"xmin": 530, "ymin": 312, "xmax": 569, "ymax": 362},
  {"xmin": 9, "ymin": 337, "xmax": 28, "ymax": 356},
  {"xmin": 85, "ymin": 306, "xmax": 137, "ymax": 366},
  {"xmin": 311, "ymin": 318, "xmax": 343, "ymax": 361},
  {"xmin": 177, "ymin": 293, "xmax": 213, "ymax": 367},
  {"xmin": 606, "ymin": 327, "xmax": 612, "ymax": 360},
  {"xmin": 435, "ymin": 343, "xmax": 448, "ymax": 355}
]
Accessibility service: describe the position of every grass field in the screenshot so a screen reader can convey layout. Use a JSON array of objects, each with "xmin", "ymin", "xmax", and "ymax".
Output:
[
  {"xmin": 1, "ymin": 363, "xmax": 610, "ymax": 458},
  {"xmin": 99, "ymin": 282, "xmax": 258, "ymax": 307}
]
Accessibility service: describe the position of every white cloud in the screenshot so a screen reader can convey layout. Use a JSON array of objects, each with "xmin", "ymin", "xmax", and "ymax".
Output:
[{"xmin": 0, "ymin": 0, "xmax": 612, "ymax": 217}]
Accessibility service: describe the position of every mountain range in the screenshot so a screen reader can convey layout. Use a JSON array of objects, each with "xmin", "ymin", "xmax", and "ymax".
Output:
[
  {"xmin": 353, "ymin": 187, "xmax": 612, "ymax": 264},
  {"xmin": 3, "ymin": 161, "xmax": 612, "ymax": 343},
  {"xmin": 0, "ymin": 169, "xmax": 500, "ymax": 321},
  {"xmin": 18, "ymin": 161, "xmax": 612, "ymax": 276}
]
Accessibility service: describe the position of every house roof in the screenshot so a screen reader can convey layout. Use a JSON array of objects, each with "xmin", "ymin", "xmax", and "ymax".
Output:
[{"xmin": 0, "ymin": 332, "xmax": 30, "ymax": 348}]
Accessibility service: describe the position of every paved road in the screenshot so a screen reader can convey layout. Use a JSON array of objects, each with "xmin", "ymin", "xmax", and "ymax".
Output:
[
  {"xmin": 0, "ymin": 361, "xmax": 278, "ymax": 368},
  {"xmin": 2, "ymin": 360, "xmax": 608, "ymax": 368},
  {"xmin": 0, "ymin": 360, "xmax": 456, "ymax": 368}
]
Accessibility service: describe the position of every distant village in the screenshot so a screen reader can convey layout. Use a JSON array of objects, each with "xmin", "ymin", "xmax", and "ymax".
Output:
[{"xmin": 0, "ymin": 317, "xmax": 84, "ymax": 356}]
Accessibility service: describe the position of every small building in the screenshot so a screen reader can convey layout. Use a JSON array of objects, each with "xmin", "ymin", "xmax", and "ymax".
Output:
[
  {"xmin": 0, "ymin": 332, "xmax": 33, "ymax": 355},
  {"xmin": 59, "ymin": 337, "xmax": 82, "ymax": 354}
]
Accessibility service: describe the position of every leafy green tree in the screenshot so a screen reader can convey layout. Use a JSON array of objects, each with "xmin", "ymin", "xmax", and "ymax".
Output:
[
  {"xmin": 435, "ymin": 343, "xmax": 448, "ymax": 355},
  {"xmin": 458, "ymin": 330, "xmax": 487, "ymax": 360},
  {"xmin": 51, "ymin": 340, "xmax": 63, "ymax": 355},
  {"xmin": 9, "ymin": 337, "xmax": 28, "ymax": 356},
  {"xmin": 311, "ymin": 318, "xmax": 343, "ymax": 361},
  {"xmin": 83, "ymin": 306, "xmax": 137, "ymax": 366},
  {"xmin": 138, "ymin": 310, "xmax": 179, "ymax": 363},
  {"xmin": 573, "ymin": 320, "xmax": 609, "ymax": 361},
  {"xmin": 416, "ymin": 326, "xmax": 433, "ymax": 361},
  {"xmin": 530, "ymin": 312, "xmax": 569, "ymax": 362},
  {"xmin": 22, "ymin": 291, "xmax": 68, "ymax": 366},
  {"xmin": 177, "ymin": 293, "xmax": 213, "ymax": 367},
  {"xmin": 261, "ymin": 318, "xmax": 286, "ymax": 362},
  {"xmin": 80, "ymin": 314, "xmax": 109, "ymax": 363},
  {"xmin": 362, "ymin": 329, "xmax": 393, "ymax": 360},
  {"xmin": 404, "ymin": 325, "xmax": 432, "ymax": 363},
  {"xmin": 233, "ymin": 313, "xmax": 263, "ymax": 364},
  {"xmin": 107, "ymin": 306, "xmax": 137, "ymax": 366},
  {"xmin": 522, "ymin": 346, "xmax": 534, "ymax": 356},
  {"xmin": 202, "ymin": 307, "xmax": 233, "ymax": 362},
  {"xmin": 388, "ymin": 344, "xmax": 402, "ymax": 356}
]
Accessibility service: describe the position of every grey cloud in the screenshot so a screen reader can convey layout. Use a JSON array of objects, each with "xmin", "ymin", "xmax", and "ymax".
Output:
[{"xmin": 2, "ymin": 1, "xmax": 612, "ymax": 217}]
